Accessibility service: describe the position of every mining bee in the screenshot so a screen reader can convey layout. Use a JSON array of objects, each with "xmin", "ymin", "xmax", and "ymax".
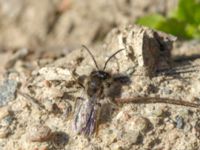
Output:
[
  {"xmin": 72, "ymin": 45, "xmax": 129, "ymax": 136},
  {"xmin": 72, "ymin": 45, "xmax": 200, "ymax": 137}
]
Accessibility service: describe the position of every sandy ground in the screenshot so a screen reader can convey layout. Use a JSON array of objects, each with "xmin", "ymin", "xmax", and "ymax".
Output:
[
  {"xmin": 0, "ymin": 25, "xmax": 200, "ymax": 149},
  {"xmin": 0, "ymin": 0, "xmax": 200, "ymax": 150}
]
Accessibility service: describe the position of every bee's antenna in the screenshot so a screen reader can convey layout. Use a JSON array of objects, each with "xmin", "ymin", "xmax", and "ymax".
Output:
[
  {"xmin": 103, "ymin": 48, "xmax": 125, "ymax": 71},
  {"xmin": 82, "ymin": 45, "xmax": 100, "ymax": 70}
]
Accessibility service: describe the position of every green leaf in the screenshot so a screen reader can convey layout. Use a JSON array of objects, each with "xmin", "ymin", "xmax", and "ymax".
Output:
[
  {"xmin": 175, "ymin": 0, "xmax": 200, "ymax": 24},
  {"xmin": 185, "ymin": 24, "xmax": 197, "ymax": 37},
  {"xmin": 193, "ymin": 2, "xmax": 200, "ymax": 24},
  {"xmin": 190, "ymin": 25, "xmax": 200, "ymax": 38},
  {"xmin": 157, "ymin": 18, "xmax": 191, "ymax": 39},
  {"xmin": 136, "ymin": 0, "xmax": 200, "ymax": 40},
  {"xmin": 136, "ymin": 14, "xmax": 165, "ymax": 28}
]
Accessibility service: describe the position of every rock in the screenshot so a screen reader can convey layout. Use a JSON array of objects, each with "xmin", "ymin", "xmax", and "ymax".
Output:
[
  {"xmin": 51, "ymin": 131, "xmax": 69, "ymax": 149},
  {"xmin": 111, "ymin": 129, "xmax": 141, "ymax": 149},
  {"xmin": 125, "ymin": 116, "xmax": 150, "ymax": 133},
  {"xmin": 44, "ymin": 87, "xmax": 64, "ymax": 99},
  {"xmin": 59, "ymin": 101, "xmax": 72, "ymax": 118},
  {"xmin": 144, "ymin": 105, "xmax": 165, "ymax": 117},
  {"xmin": 28, "ymin": 124, "xmax": 52, "ymax": 142},
  {"xmin": 0, "ymin": 126, "xmax": 11, "ymax": 138},
  {"xmin": 100, "ymin": 128, "xmax": 119, "ymax": 146},
  {"xmin": 0, "ymin": 106, "xmax": 10, "ymax": 120},
  {"xmin": 38, "ymin": 67, "xmax": 73, "ymax": 81},
  {"xmin": 117, "ymin": 129, "xmax": 140, "ymax": 145},
  {"xmin": 105, "ymin": 25, "xmax": 176, "ymax": 76},
  {"xmin": 160, "ymin": 87, "xmax": 172, "ymax": 95},
  {"xmin": 0, "ymin": 115, "xmax": 13, "ymax": 127},
  {"xmin": 175, "ymin": 116, "xmax": 184, "ymax": 129},
  {"xmin": 43, "ymin": 99, "xmax": 54, "ymax": 112},
  {"xmin": 0, "ymin": 79, "xmax": 18, "ymax": 107}
]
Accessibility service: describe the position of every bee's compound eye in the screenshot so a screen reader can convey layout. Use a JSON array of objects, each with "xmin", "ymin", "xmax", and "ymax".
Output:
[
  {"xmin": 90, "ymin": 70, "xmax": 110, "ymax": 80},
  {"xmin": 98, "ymin": 71, "xmax": 110, "ymax": 79}
]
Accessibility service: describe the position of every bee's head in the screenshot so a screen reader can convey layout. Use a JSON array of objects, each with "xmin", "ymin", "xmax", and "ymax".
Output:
[{"xmin": 90, "ymin": 70, "xmax": 111, "ymax": 80}]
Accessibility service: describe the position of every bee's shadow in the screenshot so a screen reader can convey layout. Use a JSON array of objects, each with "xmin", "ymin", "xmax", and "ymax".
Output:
[
  {"xmin": 100, "ymin": 74, "xmax": 131, "ymax": 123},
  {"xmin": 104, "ymin": 74, "xmax": 131, "ymax": 98}
]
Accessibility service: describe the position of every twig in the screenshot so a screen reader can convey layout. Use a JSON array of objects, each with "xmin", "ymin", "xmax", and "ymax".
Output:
[{"xmin": 115, "ymin": 97, "xmax": 200, "ymax": 108}]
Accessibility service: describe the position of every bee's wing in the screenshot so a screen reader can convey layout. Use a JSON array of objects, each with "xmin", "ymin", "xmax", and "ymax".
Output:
[{"xmin": 72, "ymin": 94, "xmax": 101, "ymax": 136}]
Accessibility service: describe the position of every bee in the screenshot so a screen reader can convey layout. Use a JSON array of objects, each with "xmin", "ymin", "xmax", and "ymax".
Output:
[
  {"xmin": 72, "ymin": 45, "xmax": 130, "ymax": 136},
  {"xmin": 72, "ymin": 45, "xmax": 200, "ymax": 137}
]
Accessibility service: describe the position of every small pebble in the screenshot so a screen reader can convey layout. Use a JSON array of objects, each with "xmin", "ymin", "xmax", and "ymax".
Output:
[
  {"xmin": 0, "ymin": 79, "xmax": 18, "ymax": 106},
  {"xmin": 175, "ymin": 116, "xmax": 184, "ymax": 129},
  {"xmin": 184, "ymin": 123, "xmax": 192, "ymax": 132},
  {"xmin": 43, "ymin": 99, "xmax": 54, "ymax": 112},
  {"xmin": 160, "ymin": 87, "xmax": 172, "ymax": 95},
  {"xmin": 117, "ymin": 129, "xmax": 140, "ymax": 147},
  {"xmin": 1, "ymin": 115, "xmax": 13, "ymax": 126},
  {"xmin": 59, "ymin": 101, "xmax": 72, "ymax": 117},
  {"xmin": 165, "ymin": 122, "xmax": 175, "ymax": 130},
  {"xmin": 135, "ymin": 117, "xmax": 149, "ymax": 132},
  {"xmin": 0, "ymin": 106, "xmax": 10, "ymax": 120},
  {"xmin": 45, "ymin": 88, "xmax": 64, "ymax": 99},
  {"xmin": 51, "ymin": 131, "xmax": 69, "ymax": 149},
  {"xmin": 0, "ymin": 127, "xmax": 11, "ymax": 138},
  {"xmin": 28, "ymin": 124, "xmax": 52, "ymax": 142},
  {"xmin": 100, "ymin": 127, "xmax": 118, "ymax": 146},
  {"xmin": 39, "ymin": 67, "xmax": 72, "ymax": 81},
  {"xmin": 52, "ymin": 103, "xmax": 61, "ymax": 114},
  {"xmin": 144, "ymin": 105, "xmax": 165, "ymax": 117},
  {"xmin": 150, "ymin": 117, "xmax": 163, "ymax": 127},
  {"xmin": 126, "ymin": 116, "xmax": 150, "ymax": 133}
]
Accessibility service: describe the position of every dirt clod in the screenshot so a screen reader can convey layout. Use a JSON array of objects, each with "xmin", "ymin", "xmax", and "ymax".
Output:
[{"xmin": 28, "ymin": 124, "xmax": 52, "ymax": 142}]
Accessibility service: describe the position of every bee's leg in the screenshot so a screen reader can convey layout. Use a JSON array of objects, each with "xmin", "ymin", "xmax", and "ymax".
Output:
[
  {"xmin": 115, "ymin": 57, "xmax": 120, "ymax": 73},
  {"xmin": 94, "ymin": 98, "xmax": 116, "ymax": 136},
  {"xmin": 103, "ymin": 98, "xmax": 119, "ymax": 111},
  {"xmin": 62, "ymin": 100, "xmax": 73, "ymax": 120},
  {"xmin": 73, "ymin": 96, "xmax": 85, "ymax": 116},
  {"xmin": 71, "ymin": 68, "xmax": 86, "ymax": 89},
  {"xmin": 112, "ymin": 75, "xmax": 131, "ymax": 85},
  {"xmin": 70, "ymin": 68, "xmax": 86, "ymax": 112},
  {"xmin": 65, "ymin": 96, "xmax": 76, "ymax": 119},
  {"xmin": 94, "ymin": 103, "xmax": 102, "ymax": 137}
]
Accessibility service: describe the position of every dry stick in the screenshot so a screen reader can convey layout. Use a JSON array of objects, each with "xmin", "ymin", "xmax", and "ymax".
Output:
[{"xmin": 115, "ymin": 97, "xmax": 200, "ymax": 108}]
